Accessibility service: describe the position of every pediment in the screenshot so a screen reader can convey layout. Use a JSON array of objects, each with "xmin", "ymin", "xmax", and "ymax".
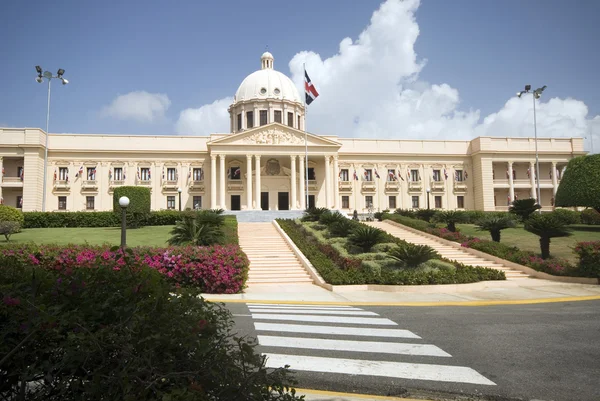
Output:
[{"xmin": 208, "ymin": 123, "xmax": 341, "ymax": 148}]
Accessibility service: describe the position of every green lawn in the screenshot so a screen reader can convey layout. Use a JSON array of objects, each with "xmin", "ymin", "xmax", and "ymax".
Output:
[{"xmin": 457, "ymin": 224, "xmax": 600, "ymax": 263}]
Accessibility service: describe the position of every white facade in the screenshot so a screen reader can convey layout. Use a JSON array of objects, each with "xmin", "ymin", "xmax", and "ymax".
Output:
[{"xmin": 0, "ymin": 53, "xmax": 586, "ymax": 213}]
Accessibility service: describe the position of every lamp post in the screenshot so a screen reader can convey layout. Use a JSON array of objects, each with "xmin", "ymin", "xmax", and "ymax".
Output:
[
  {"xmin": 35, "ymin": 66, "xmax": 69, "ymax": 212},
  {"xmin": 426, "ymin": 187, "xmax": 431, "ymax": 210},
  {"xmin": 118, "ymin": 196, "xmax": 130, "ymax": 248},
  {"xmin": 177, "ymin": 187, "xmax": 182, "ymax": 211},
  {"xmin": 517, "ymin": 85, "xmax": 546, "ymax": 213}
]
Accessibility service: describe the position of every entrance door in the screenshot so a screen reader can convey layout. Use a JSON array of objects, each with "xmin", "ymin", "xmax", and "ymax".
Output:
[
  {"xmin": 261, "ymin": 192, "xmax": 269, "ymax": 210},
  {"xmin": 230, "ymin": 195, "xmax": 241, "ymax": 211},
  {"xmin": 278, "ymin": 192, "xmax": 289, "ymax": 210},
  {"xmin": 308, "ymin": 195, "xmax": 316, "ymax": 209}
]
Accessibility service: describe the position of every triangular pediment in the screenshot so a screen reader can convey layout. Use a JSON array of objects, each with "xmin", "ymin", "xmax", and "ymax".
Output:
[{"xmin": 208, "ymin": 123, "xmax": 341, "ymax": 147}]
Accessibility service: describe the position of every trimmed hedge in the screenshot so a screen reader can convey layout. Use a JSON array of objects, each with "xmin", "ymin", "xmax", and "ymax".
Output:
[
  {"xmin": 581, "ymin": 209, "xmax": 600, "ymax": 225},
  {"xmin": 0, "ymin": 205, "xmax": 24, "ymax": 227},
  {"xmin": 113, "ymin": 186, "xmax": 151, "ymax": 213},
  {"xmin": 555, "ymin": 154, "xmax": 600, "ymax": 213}
]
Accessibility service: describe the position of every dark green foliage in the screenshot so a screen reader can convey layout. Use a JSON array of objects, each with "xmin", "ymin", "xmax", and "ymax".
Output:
[
  {"xmin": 415, "ymin": 208, "xmax": 438, "ymax": 222},
  {"xmin": 146, "ymin": 209, "xmax": 183, "ymax": 225},
  {"xmin": 383, "ymin": 213, "xmax": 431, "ymax": 231},
  {"xmin": 0, "ymin": 205, "xmax": 24, "ymax": 228},
  {"xmin": 393, "ymin": 208, "xmax": 417, "ymax": 218},
  {"xmin": 555, "ymin": 154, "xmax": 600, "ymax": 213},
  {"xmin": 574, "ymin": 241, "xmax": 600, "ymax": 279},
  {"xmin": 24, "ymin": 211, "xmax": 121, "ymax": 228},
  {"xmin": 433, "ymin": 210, "xmax": 465, "ymax": 232},
  {"xmin": 319, "ymin": 210, "xmax": 346, "ymax": 225},
  {"xmin": 113, "ymin": 186, "xmax": 151, "ymax": 228},
  {"xmin": 329, "ymin": 219, "xmax": 354, "ymax": 237},
  {"xmin": 348, "ymin": 225, "xmax": 385, "ymax": 252},
  {"xmin": 509, "ymin": 198, "xmax": 541, "ymax": 221},
  {"xmin": 301, "ymin": 207, "xmax": 330, "ymax": 222},
  {"xmin": 460, "ymin": 210, "xmax": 487, "ymax": 224},
  {"xmin": 373, "ymin": 209, "xmax": 389, "ymax": 221},
  {"xmin": 475, "ymin": 214, "xmax": 517, "ymax": 242},
  {"xmin": 551, "ymin": 208, "xmax": 581, "ymax": 225},
  {"xmin": 0, "ymin": 221, "xmax": 20, "ymax": 241},
  {"xmin": 388, "ymin": 243, "xmax": 440, "ymax": 268},
  {"xmin": 581, "ymin": 208, "xmax": 600, "ymax": 225},
  {"xmin": 167, "ymin": 210, "xmax": 226, "ymax": 246},
  {"xmin": 524, "ymin": 213, "xmax": 572, "ymax": 259},
  {"xmin": 0, "ymin": 262, "xmax": 302, "ymax": 401}
]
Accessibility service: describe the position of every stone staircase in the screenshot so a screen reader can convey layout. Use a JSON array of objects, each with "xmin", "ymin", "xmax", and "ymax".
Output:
[
  {"xmin": 238, "ymin": 222, "xmax": 314, "ymax": 285},
  {"xmin": 368, "ymin": 221, "xmax": 529, "ymax": 280},
  {"xmin": 225, "ymin": 210, "xmax": 304, "ymax": 222}
]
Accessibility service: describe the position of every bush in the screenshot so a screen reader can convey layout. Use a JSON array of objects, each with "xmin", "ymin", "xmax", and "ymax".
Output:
[
  {"xmin": 393, "ymin": 208, "xmax": 417, "ymax": 218},
  {"xmin": 348, "ymin": 225, "xmax": 385, "ymax": 252},
  {"xmin": 383, "ymin": 213, "xmax": 431, "ymax": 231},
  {"xmin": 329, "ymin": 218, "xmax": 354, "ymax": 237},
  {"xmin": 319, "ymin": 210, "xmax": 346, "ymax": 225},
  {"xmin": 24, "ymin": 211, "xmax": 120, "ymax": 228},
  {"xmin": 581, "ymin": 208, "xmax": 600, "ymax": 225},
  {"xmin": 0, "ymin": 205, "xmax": 24, "ymax": 228},
  {"xmin": 301, "ymin": 207, "xmax": 330, "ymax": 222},
  {"xmin": 373, "ymin": 209, "xmax": 389, "ymax": 222},
  {"xmin": 475, "ymin": 214, "xmax": 517, "ymax": 242},
  {"xmin": 415, "ymin": 209, "xmax": 438, "ymax": 222},
  {"xmin": 168, "ymin": 218, "xmax": 224, "ymax": 246},
  {"xmin": 555, "ymin": 154, "xmax": 600, "ymax": 213},
  {"xmin": 574, "ymin": 241, "xmax": 600, "ymax": 279},
  {"xmin": 146, "ymin": 209, "xmax": 182, "ymax": 225},
  {"xmin": 524, "ymin": 213, "xmax": 572, "ymax": 259},
  {"xmin": 432, "ymin": 210, "xmax": 465, "ymax": 232},
  {"xmin": 0, "ymin": 221, "xmax": 20, "ymax": 241},
  {"xmin": 0, "ymin": 263, "xmax": 300, "ymax": 401},
  {"xmin": 550, "ymin": 208, "xmax": 581, "ymax": 225},
  {"xmin": 113, "ymin": 186, "xmax": 152, "ymax": 228},
  {"xmin": 509, "ymin": 198, "xmax": 541, "ymax": 221},
  {"xmin": 418, "ymin": 259, "xmax": 456, "ymax": 272},
  {"xmin": 388, "ymin": 243, "xmax": 440, "ymax": 268}
]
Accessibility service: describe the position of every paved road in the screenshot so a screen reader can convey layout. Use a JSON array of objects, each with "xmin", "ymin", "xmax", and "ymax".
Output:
[{"xmin": 224, "ymin": 300, "xmax": 600, "ymax": 401}]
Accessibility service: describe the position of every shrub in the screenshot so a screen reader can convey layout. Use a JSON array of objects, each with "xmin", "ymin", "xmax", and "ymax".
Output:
[
  {"xmin": 555, "ymin": 154, "xmax": 600, "ymax": 213},
  {"xmin": 383, "ymin": 213, "xmax": 431, "ymax": 231},
  {"xmin": 509, "ymin": 198, "xmax": 541, "ymax": 221},
  {"xmin": 524, "ymin": 213, "xmax": 572, "ymax": 259},
  {"xmin": 319, "ymin": 210, "xmax": 346, "ymax": 225},
  {"xmin": 349, "ymin": 225, "xmax": 385, "ymax": 252},
  {"xmin": 168, "ymin": 219, "xmax": 224, "ymax": 246},
  {"xmin": 301, "ymin": 207, "xmax": 330, "ymax": 222},
  {"xmin": 360, "ymin": 259, "xmax": 382, "ymax": 276},
  {"xmin": 374, "ymin": 209, "xmax": 389, "ymax": 221},
  {"xmin": 581, "ymin": 208, "xmax": 600, "ymax": 225},
  {"xmin": 393, "ymin": 208, "xmax": 417, "ymax": 218},
  {"xmin": 551, "ymin": 208, "xmax": 581, "ymax": 225},
  {"xmin": 329, "ymin": 219, "xmax": 354, "ymax": 237},
  {"xmin": 418, "ymin": 259, "xmax": 456, "ymax": 272},
  {"xmin": 0, "ymin": 205, "xmax": 24, "ymax": 228},
  {"xmin": 24, "ymin": 211, "xmax": 120, "ymax": 228},
  {"xmin": 433, "ymin": 210, "xmax": 465, "ymax": 232},
  {"xmin": 461, "ymin": 210, "xmax": 487, "ymax": 224},
  {"xmin": 425, "ymin": 226, "xmax": 470, "ymax": 243},
  {"xmin": 388, "ymin": 243, "xmax": 440, "ymax": 268},
  {"xmin": 0, "ymin": 221, "xmax": 20, "ymax": 241},
  {"xmin": 0, "ymin": 263, "xmax": 299, "ymax": 401},
  {"xmin": 146, "ymin": 209, "xmax": 182, "ymax": 226},
  {"xmin": 475, "ymin": 214, "xmax": 517, "ymax": 242},
  {"xmin": 113, "ymin": 186, "xmax": 152, "ymax": 228},
  {"xmin": 574, "ymin": 241, "xmax": 600, "ymax": 279},
  {"xmin": 415, "ymin": 208, "xmax": 437, "ymax": 222}
]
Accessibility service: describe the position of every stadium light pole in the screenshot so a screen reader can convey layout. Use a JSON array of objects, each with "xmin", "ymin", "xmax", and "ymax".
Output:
[
  {"xmin": 35, "ymin": 66, "xmax": 69, "ymax": 212},
  {"xmin": 517, "ymin": 85, "xmax": 546, "ymax": 213}
]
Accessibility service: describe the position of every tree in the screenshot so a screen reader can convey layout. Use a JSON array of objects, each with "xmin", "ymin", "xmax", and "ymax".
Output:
[
  {"xmin": 475, "ymin": 214, "xmax": 516, "ymax": 242},
  {"xmin": 167, "ymin": 214, "xmax": 224, "ymax": 246},
  {"xmin": 555, "ymin": 154, "xmax": 600, "ymax": 213},
  {"xmin": 524, "ymin": 213, "xmax": 572, "ymax": 259},
  {"xmin": 509, "ymin": 198, "xmax": 541, "ymax": 221},
  {"xmin": 433, "ymin": 210, "xmax": 465, "ymax": 232}
]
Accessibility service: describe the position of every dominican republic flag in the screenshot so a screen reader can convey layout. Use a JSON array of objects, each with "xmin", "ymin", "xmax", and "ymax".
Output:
[
  {"xmin": 353, "ymin": 170, "xmax": 359, "ymax": 181},
  {"xmin": 388, "ymin": 171, "xmax": 395, "ymax": 181},
  {"xmin": 526, "ymin": 167, "xmax": 531, "ymax": 178},
  {"xmin": 374, "ymin": 168, "xmax": 380, "ymax": 179},
  {"xmin": 53, "ymin": 168, "xmax": 57, "ymax": 182},
  {"xmin": 464, "ymin": 171, "xmax": 468, "ymax": 180},
  {"xmin": 506, "ymin": 169, "xmax": 510, "ymax": 179},
  {"xmin": 305, "ymin": 70, "xmax": 319, "ymax": 105},
  {"xmin": 444, "ymin": 168, "xmax": 448, "ymax": 180},
  {"xmin": 76, "ymin": 165, "xmax": 83, "ymax": 178},
  {"xmin": 397, "ymin": 169, "xmax": 404, "ymax": 181},
  {"xmin": 234, "ymin": 168, "xmax": 241, "ymax": 178}
]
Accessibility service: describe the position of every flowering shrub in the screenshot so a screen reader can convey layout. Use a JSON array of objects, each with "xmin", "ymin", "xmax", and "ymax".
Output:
[
  {"xmin": 574, "ymin": 241, "xmax": 600, "ymax": 278},
  {"xmin": 0, "ymin": 243, "xmax": 248, "ymax": 293},
  {"xmin": 426, "ymin": 227, "xmax": 470, "ymax": 242}
]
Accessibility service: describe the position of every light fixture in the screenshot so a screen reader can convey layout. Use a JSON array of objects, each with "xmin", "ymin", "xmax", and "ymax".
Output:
[
  {"xmin": 35, "ymin": 65, "xmax": 42, "ymax": 74},
  {"xmin": 36, "ymin": 76, "xmax": 43, "ymax": 83},
  {"xmin": 57, "ymin": 68, "xmax": 65, "ymax": 77},
  {"xmin": 119, "ymin": 196, "xmax": 130, "ymax": 208},
  {"xmin": 61, "ymin": 78, "xmax": 69, "ymax": 85}
]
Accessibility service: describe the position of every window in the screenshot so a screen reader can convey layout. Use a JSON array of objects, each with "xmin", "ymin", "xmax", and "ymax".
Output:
[
  {"xmin": 17, "ymin": 166, "xmax": 24, "ymax": 180},
  {"xmin": 434, "ymin": 196, "xmax": 442, "ymax": 209},
  {"xmin": 342, "ymin": 196, "xmax": 350, "ymax": 209},
  {"xmin": 59, "ymin": 167, "xmax": 68, "ymax": 181},
  {"xmin": 113, "ymin": 167, "xmax": 123, "ymax": 180},
  {"xmin": 237, "ymin": 113, "xmax": 242, "ymax": 131},
  {"xmin": 193, "ymin": 168, "xmax": 204, "ymax": 181},
  {"xmin": 387, "ymin": 169, "xmax": 396, "ymax": 181},
  {"xmin": 166, "ymin": 168, "xmax": 177, "ymax": 181},
  {"xmin": 410, "ymin": 169, "xmax": 420, "ymax": 182},
  {"xmin": 287, "ymin": 112, "xmax": 294, "ymax": 127},
  {"xmin": 274, "ymin": 110, "xmax": 282, "ymax": 123},
  {"xmin": 167, "ymin": 196, "xmax": 176, "ymax": 210},
  {"xmin": 193, "ymin": 196, "xmax": 202, "ymax": 210},
  {"xmin": 412, "ymin": 196, "xmax": 420, "ymax": 209},
  {"xmin": 16, "ymin": 196, "xmax": 23, "ymax": 209},
  {"xmin": 433, "ymin": 169, "xmax": 441, "ymax": 182},
  {"xmin": 297, "ymin": 115, "xmax": 301, "ymax": 130},
  {"xmin": 455, "ymin": 170, "xmax": 464, "ymax": 182},
  {"xmin": 87, "ymin": 167, "xmax": 96, "ymax": 180},
  {"xmin": 307, "ymin": 168, "xmax": 315, "ymax": 180},
  {"xmin": 389, "ymin": 196, "xmax": 396, "ymax": 209},
  {"xmin": 365, "ymin": 196, "xmax": 373, "ymax": 208},
  {"xmin": 229, "ymin": 166, "xmax": 241, "ymax": 180},
  {"xmin": 246, "ymin": 111, "xmax": 254, "ymax": 128},
  {"xmin": 364, "ymin": 169, "xmax": 373, "ymax": 181},
  {"xmin": 86, "ymin": 196, "xmax": 95, "ymax": 210},
  {"xmin": 58, "ymin": 196, "xmax": 67, "ymax": 210},
  {"xmin": 260, "ymin": 110, "xmax": 268, "ymax": 126},
  {"xmin": 140, "ymin": 168, "xmax": 151, "ymax": 180},
  {"xmin": 457, "ymin": 195, "xmax": 465, "ymax": 209},
  {"xmin": 340, "ymin": 169, "xmax": 349, "ymax": 181}
]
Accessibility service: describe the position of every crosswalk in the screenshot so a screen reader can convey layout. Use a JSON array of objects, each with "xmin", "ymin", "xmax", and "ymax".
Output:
[{"xmin": 248, "ymin": 303, "xmax": 496, "ymax": 386}]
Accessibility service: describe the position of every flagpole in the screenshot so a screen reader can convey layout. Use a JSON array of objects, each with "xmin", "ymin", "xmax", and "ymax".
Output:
[{"xmin": 304, "ymin": 62, "xmax": 309, "ymax": 210}]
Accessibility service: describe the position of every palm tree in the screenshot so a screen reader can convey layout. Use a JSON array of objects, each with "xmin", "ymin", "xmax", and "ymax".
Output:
[
  {"xmin": 509, "ymin": 198, "xmax": 541, "ymax": 221},
  {"xmin": 167, "ymin": 216, "xmax": 223, "ymax": 246},
  {"xmin": 348, "ymin": 225, "xmax": 385, "ymax": 252},
  {"xmin": 524, "ymin": 213, "xmax": 572, "ymax": 259},
  {"xmin": 388, "ymin": 243, "xmax": 440, "ymax": 268},
  {"xmin": 433, "ymin": 210, "xmax": 465, "ymax": 232},
  {"xmin": 475, "ymin": 214, "xmax": 516, "ymax": 242}
]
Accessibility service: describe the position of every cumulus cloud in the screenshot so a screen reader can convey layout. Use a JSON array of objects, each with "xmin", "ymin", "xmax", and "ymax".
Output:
[
  {"xmin": 175, "ymin": 97, "xmax": 233, "ymax": 135},
  {"xmin": 175, "ymin": 0, "xmax": 599, "ymax": 143},
  {"xmin": 102, "ymin": 91, "xmax": 171, "ymax": 123}
]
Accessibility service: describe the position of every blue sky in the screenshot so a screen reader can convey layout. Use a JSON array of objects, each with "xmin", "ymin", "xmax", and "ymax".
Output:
[{"xmin": 0, "ymin": 0, "xmax": 598, "ymax": 149}]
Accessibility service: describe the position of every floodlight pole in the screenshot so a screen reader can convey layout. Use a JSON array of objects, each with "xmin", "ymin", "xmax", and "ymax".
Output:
[{"xmin": 532, "ymin": 93, "xmax": 542, "ymax": 213}]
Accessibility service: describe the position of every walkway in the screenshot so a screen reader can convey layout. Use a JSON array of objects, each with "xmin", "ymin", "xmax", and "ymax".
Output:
[
  {"xmin": 368, "ymin": 221, "xmax": 530, "ymax": 279},
  {"xmin": 238, "ymin": 222, "xmax": 313, "ymax": 285}
]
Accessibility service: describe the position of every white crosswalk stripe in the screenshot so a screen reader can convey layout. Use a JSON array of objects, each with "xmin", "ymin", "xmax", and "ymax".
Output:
[{"xmin": 250, "ymin": 303, "xmax": 496, "ymax": 386}]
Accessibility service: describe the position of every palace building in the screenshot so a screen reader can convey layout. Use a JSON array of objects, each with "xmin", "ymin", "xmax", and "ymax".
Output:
[{"xmin": 0, "ymin": 52, "xmax": 585, "ymax": 214}]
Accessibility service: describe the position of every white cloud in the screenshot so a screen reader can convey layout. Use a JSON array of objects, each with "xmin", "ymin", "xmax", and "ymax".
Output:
[
  {"xmin": 175, "ymin": 0, "xmax": 599, "ymax": 143},
  {"xmin": 175, "ymin": 97, "xmax": 233, "ymax": 135},
  {"xmin": 102, "ymin": 91, "xmax": 171, "ymax": 123}
]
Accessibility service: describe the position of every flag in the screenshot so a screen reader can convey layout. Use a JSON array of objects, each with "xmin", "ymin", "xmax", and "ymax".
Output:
[
  {"xmin": 18, "ymin": 197, "xmax": 23, "ymax": 207},
  {"xmin": 123, "ymin": 167, "xmax": 127, "ymax": 180},
  {"xmin": 19, "ymin": 169, "xmax": 23, "ymax": 181},
  {"xmin": 374, "ymin": 168, "xmax": 380, "ymax": 179},
  {"xmin": 455, "ymin": 170, "xmax": 459, "ymax": 181},
  {"xmin": 398, "ymin": 169, "xmax": 404, "ymax": 181},
  {"xmin": 199, "ymin": 169, "xmax": 204, "ymax": 180},
  {"xmin": 506, "ymin": 169, "xmax": 509, "ymax": 179},
  {"xmin": 353, "ymin": 170, "xmax": 359, "ymax": 181},
  {"xmin": 109, "ymin": 169, "xmax": 112, "ymax": 180},
  {"xmin": 407, "ymin": 168, "xmax": 411, "ymax": 182},
  {"xmin": 507, "ymin": 195, "xmax": 511, "ymax": 205},
  {"xmin": 526, "ymin": 167, "xmax": 531, "ymax": 178},
  {"xmin": 388, "ymin": 171, "xmax": 395, "ymax": 181},
  {"xmin": 464, "ymin": 171, "xmax": 468, "ymax": 180},
  {"xmin": 549, "ymin": 169, "xmax": 552, "ymax": 179},
  {"xmin": 53, "ymin": 168, "xmax": 57, "ymax": 182},
  {"xmin": 0, "ymin": 197, "xmax": 3, "ymax": 205},
  {"xmin": 76, "ymin": 165, "xmax": 83, "ymax": 178},
  {"xmin": 1, "ymin": 167, "xmax": 4, "ymax": 177},
  {"xmin": 148, "ymin": 169, "xmax": 151, "ymax": 179},
  {"xmin": 444, "ymin": 168, "xmax": 448, "ymax": 180},
  {"xmin": 137, "ymin": 167, "xmax": 140, "ymax": 179},
  {"xmin": 188, "ymin": 167, "xmax": 191, "ymax": 179},
  {"xmin": 162, "ymin": 168, "xmax": 165, "ymax": 181},
  {"xmin": 304, "ymin": 70, "xmax": 319, "ymax": 105},
  {"xmin": 234, "ymin": 168, "xmax": 241, "ymax": 178}
]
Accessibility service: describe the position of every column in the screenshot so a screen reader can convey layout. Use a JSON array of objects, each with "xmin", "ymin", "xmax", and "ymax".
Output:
[
  {"xmin": 210, "ymin": 155, "xmax": 217, "ymax": 208},
  {"xmin": 219, "ymin": 154, "xmax": 226, "ymax": 210},
  {"xmin": 508, "ymin": 161, "xmax": 515, "ymax": 204},
  {"xmin": 529, "ymin": 161, "xmax": 536, "ymax": 199},
  {"xmin": 290, "ymin": 155, "xmax": 297, "ymax": 210},
  {"xmin": 333, "ymin": 156, "xmax": 339, "ymax": 209},
  {"xmin": 246, "ymin": 155, "xmax": 253, "ymax": 210},
  {"xmin": 299, "ymin": 155, "xmax": 306, "ymax": 209},
  {"xmin": 324, "ymin": 155, "xmax": 331, "ymax": 208},
  {"xmin": 551, "ymin": 161, "xmax": 558, "ymax": 196},
  {"xmin": 255, "ymin": 155, "xmax": 261, "ymax": 210},
  {"xmin": 0, "ymin": 157, "xmax": 3, "ymax": 204}
]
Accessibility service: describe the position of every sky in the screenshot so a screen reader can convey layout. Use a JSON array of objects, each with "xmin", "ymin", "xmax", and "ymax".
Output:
[{"xmin": 1, "ymin": 0, "xmax": 599, "ymax": 152}]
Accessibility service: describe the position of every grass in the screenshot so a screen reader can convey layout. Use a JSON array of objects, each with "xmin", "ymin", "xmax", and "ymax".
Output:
[{"xmin": 457, "ymin": 223, "xmax": 600, "ymax": 263}]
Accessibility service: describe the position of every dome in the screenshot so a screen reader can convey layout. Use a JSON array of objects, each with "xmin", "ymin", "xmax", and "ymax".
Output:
[{"xmin": 233, "ymin": 53, "xmax": 302, "ymax": 104}]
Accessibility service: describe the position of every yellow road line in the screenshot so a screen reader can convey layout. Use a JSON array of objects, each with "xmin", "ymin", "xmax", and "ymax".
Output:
[
  {"xmin": 202, "ymin": 295, "xmax": 600, "ymax": 306},
  {"xmin": 294, "ymin": 387, "xmax": 423, "ymax": 401}
]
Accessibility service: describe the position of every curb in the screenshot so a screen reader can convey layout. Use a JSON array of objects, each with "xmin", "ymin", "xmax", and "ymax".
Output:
[{"xmin": 295, "ymin": 387, "xmax": 423, "ymax": 401}]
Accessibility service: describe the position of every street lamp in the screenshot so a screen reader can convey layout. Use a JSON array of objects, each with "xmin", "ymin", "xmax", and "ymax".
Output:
[
  {"xmin": 177, "ymin": 187, "xmax": 182, "ymax": 211},
  {"xmin": 36, "ymin": 66, "xmax": 69, "ymax": 212},
  {"xmin": 426, "ymin": 187, "xmax": 431, "ymax": 210},
  {"xmin": 118, "ymin": 196, "xmax": 130, "ymax": 248},
  {"xmin": 517, "ymin": 85, "xmax": 546, "ymax": 212}
]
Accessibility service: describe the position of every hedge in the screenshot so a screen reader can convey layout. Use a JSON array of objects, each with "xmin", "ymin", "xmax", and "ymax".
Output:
[
  {"xmin": 112, "ymin": 186, "xmax": 151, "ymax": 213},
  {"xmin": 0, "ymin": 205, "xmax": 24, "ymax": 227},
  {"xmin": 555, "ymin": 154, "xmax": 600, "ymax": 213}
]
